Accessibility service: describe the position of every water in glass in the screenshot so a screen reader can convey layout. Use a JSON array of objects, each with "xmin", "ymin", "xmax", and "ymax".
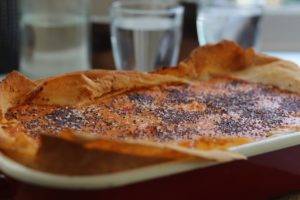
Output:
[
  {"xmin": 20, "ymin": 14, "xmax": 89, "ymax": 78},
  {"xmin": 111, "ymin": 16, "xmax": 182, "ymax": 71}
]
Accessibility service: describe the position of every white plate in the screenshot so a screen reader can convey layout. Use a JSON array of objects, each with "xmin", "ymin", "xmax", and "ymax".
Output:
[
  {"xmin": 0, "ymin": 132, "xmax": 299, "ymax": 190},
  {"xmin": 0, "ymin": 70, "xmax": 299, "ymax": 189}
]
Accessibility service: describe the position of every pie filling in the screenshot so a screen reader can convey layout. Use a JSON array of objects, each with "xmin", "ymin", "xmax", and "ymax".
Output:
[{"xmin": 5, "ymin": 78, "xmax": 300, "ymax": 148}]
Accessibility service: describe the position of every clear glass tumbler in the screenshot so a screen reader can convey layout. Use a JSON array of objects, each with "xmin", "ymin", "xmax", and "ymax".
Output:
[
  {"xmin": 197, "ymin": 0, "xmax": 263, "ymax": 48},
  {"xmin": 20, "ymin": 0, "xmax": 90, "ymax": 78},
  {"xmin": 110, "ymin": 0, "xmax": 184, "ymax": 71}
]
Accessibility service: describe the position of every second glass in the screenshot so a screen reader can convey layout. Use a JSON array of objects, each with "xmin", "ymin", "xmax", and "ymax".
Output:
[
  {"xmin": 197, "ymin": 0, "xmax": 263, "ymax": 48},
  {"xmin": 110, "ymin": 0, "xmax": 184, "ymax": 71}
]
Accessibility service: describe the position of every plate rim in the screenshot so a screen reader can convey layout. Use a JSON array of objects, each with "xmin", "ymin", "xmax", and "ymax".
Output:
[{"xmin": 0, "ymin": 132, "xmax": 299, "ymax": 189}]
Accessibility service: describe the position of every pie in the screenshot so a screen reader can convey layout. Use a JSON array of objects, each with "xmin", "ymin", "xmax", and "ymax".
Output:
[{"xmin": 0, "ymin": 41, "xmax": 299, "ymax": 175}]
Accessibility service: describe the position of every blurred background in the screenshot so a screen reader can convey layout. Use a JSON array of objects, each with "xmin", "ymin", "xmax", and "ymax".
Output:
[{"xmin": 1, "ymin": 0, "xmax": 300, "ymax": 77}]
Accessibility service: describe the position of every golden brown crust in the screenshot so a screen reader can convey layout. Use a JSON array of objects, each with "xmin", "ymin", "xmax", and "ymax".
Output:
[
  {"xmin": 154, "ymin": 41, "xmax": 279, "ymax": 79},
  {"xmin": 0, "ymin": 40, "xmax": 299, "ymax": 175},
  {"xmin": 3, "ymin": 41, "xmax": 299, "ymax": 111},
  {"xmin": 22, "ymin": 70, "xmax": 189, "ymax": 107},
  {"xmin": 232, "ymin": 60, "xmax": 300, "ymax": 93},
  {"xmin": 0, "ymin": 71, "xmax": 37, "ymax": 118},
  {"xmin": 155, "ymin": 41, "xmax": 299, "ymax": 93}
]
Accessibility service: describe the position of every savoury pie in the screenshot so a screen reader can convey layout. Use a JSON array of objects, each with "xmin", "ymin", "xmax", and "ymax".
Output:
[{"xmin": 0, "ymin": 41, "xmax": 299, "ymax": 175}]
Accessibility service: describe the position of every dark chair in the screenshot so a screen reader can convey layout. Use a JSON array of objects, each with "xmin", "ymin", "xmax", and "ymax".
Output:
[{"xmin": 0, "ymin": 0, "xmax": 19, "ymax": 74}]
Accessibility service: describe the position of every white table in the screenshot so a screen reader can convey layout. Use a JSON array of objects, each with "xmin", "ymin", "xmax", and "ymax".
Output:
[{"xmin": 266, "ymin": 51, "xmax": 300, "ymax": 65}]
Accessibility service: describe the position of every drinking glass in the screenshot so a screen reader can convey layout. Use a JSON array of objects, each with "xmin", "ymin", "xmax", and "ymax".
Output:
[
  {"xmin": 20, "ymin": 0, "xmax": 90, "ymax": 78},
  {"xmin": 197, "ymin": 0, "xmax": 263, "ymax": 48},
  {"xmin": 110, "ymin": 0, "xmax": 184, "ymax": 71}
]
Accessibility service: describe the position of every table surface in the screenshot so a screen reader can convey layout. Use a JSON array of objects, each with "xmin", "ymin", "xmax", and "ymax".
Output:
[{"xmin": 266, "ymin": 51, "xmax": 300, "ymax": 65}]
